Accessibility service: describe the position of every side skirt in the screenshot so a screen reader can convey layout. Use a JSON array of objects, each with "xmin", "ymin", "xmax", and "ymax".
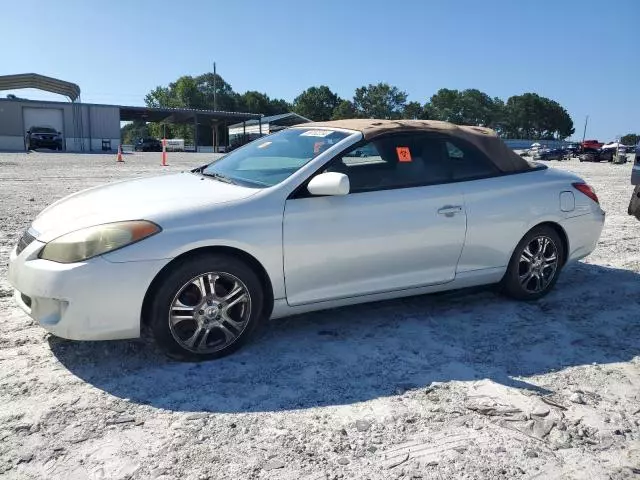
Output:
[{"xmin": 270, "ymin": 267, "xmax": 505, "ymax": 319}]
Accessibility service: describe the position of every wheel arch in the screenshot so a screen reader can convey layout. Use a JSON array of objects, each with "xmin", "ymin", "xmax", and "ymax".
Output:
[
  {"xmin": 141, "ymin": 246, "xmax": 275, "ymax": 327},
  {"xmin": 523, "ymin": 221, "xmax": 569, "ymax": 266}
]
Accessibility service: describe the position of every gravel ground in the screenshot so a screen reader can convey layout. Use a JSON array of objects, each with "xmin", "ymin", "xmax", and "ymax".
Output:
[{"xmin": 1, "ymin": 151, "xmax": 639, "ymax": 480}]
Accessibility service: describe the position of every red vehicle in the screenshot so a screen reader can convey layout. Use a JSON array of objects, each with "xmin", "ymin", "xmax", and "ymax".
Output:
[{"xmin": 581, "ymin": 139, "xmax": 604, "ymax": 150}]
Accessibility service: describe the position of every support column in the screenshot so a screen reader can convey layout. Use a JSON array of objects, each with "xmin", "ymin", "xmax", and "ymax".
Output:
[
  {"xmin": 211, "ymin": 121, "xmax": 218, "ymax": 153},
  {"xmin": 194, "ymin": 116, "xmax": 198, "ymax": 152}
]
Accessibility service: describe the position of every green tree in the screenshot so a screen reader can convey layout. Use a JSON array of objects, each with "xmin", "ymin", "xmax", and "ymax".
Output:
[
  {"xmin": 293, "ymin": 86, "xmax": 341, "ymax": 121},
  {"xmin": 145, "ymin": 73, "xmax": 237, "ymax": 111},
  {"xmin": 402, "ymin": 101, "xmax": 424, "ymax": 120},
  {"xmin": 144, "ymin": 72, "xmax": 239, "ymax": 145},
  {"xmin": 353, "ymin": 83, "xmax": 408, "ymax": 119},
  {"xmin": 427, "ymin": 88, "xmax": 464, "ymax": 124},
  {"xmin": 237, "ymin": 91, "xmax": 290, "ymax": 115},
  {"xmin": 621, "ymin": 133, "xmax": 638, "ymax": 146},
  {"xmin": 237, "ymin": 91, "xmax": 271, "ymax": 113},
  {"xmin": 426, "ymin": 88, "xmax": 502, "ymax": 127},
  {"xmin": 267, "ymin": 98, "xmax": 291, "ymax": 115},
  {"xmin": 120, "ymin": 120, "xmax": 149, "ymax": 144},
  {"xmin": 503, "ymin": 93, "xmax": 574, "ymax": 140},
  {"xmin": 193, "ymin": 72, "xmax": 238, "ymax": 111},
  {"xmin": 458, "ymin": 89, "xmax": 501, "ymax": 127},
  {"xmin": 331, "ymin": 100, "xmax": 357, "ymax": 120}
]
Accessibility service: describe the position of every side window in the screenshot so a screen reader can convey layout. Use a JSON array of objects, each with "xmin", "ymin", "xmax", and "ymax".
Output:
[
  {"xmin": 326, "ymin": 135, "xmax": 451, "ymax": 193},
  {"xmin": 446, "ymin": 139, "xmax": 499, "ymax": 181}
]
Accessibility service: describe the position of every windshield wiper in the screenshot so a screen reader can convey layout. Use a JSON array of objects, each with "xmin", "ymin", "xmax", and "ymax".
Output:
[{"xmin": 201, "ymin": 172, "xmax": 237, "ymax": 185}]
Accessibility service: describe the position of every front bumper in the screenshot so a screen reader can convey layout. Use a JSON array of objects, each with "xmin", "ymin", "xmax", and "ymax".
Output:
[
  {"xmin": 31, "ymin": 138, "xmax": 62, "ymax": 148},
  {"xmin": 8, "ymin": 240, "xmax": 169, "ymax": 341}
]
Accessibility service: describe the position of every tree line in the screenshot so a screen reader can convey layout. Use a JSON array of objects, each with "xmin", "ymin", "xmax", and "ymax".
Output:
[{"xmin": 122, "ymin": 72, "xmax": 577, "ymax": 144}]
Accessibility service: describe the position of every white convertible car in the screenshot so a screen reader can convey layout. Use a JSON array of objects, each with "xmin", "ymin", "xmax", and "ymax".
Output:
[{"xmin": 8, "ymin": 120, "xmax": 605, "ymax": 360}]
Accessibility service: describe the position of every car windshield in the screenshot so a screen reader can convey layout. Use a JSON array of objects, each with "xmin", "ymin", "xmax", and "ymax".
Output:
[
  {"xmin": 31, "ymin": 127, "xmax": 57, "ymax": 133},
  {"xmin": 201, "ymin": 128, "xmax": 350, "ymax": 188}
]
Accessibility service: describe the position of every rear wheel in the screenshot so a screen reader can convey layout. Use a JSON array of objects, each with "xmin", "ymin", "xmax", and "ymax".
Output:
[
  {"xmin": 502, "ymin": 226, "xmax": 564, "ymax": 300},
  {"xmin": 149, "ymin": 254, "xmax": 264, "ymax": 361},
  {"xmin": 629, "ymin": 186, "xmax": 640, "ymax": 219}
]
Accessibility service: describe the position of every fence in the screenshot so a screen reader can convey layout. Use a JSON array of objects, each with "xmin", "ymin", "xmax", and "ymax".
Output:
[{"xmin": 503, "ymin": 139, "xmax": 570, "ymax": 150}]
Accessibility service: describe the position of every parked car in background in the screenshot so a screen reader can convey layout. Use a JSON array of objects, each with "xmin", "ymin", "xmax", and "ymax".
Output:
[
  {"xmin": 534, "ymin": 148, "xmax": 567, "ymax": 161},
  {"xmin": 566, "ymin": 143, "xmax": 580, "ymax": 157},
  {"xmin": 578, "ymin": 147, "xmax": 624, "ymax": 163},
  {"xmin": 581, "ymin": 139, "xmax": 604, "ymax": 151},
  {"xmin": 134, "ymin": 137, "xmax": 163, "ymax": 152},
  {"xmin": 26, "ymin": 126, "xmax": 63, "ymax": 151},
  {"xmin": 629, "ymin": 143, "xmax": 640, "ymax": 219},
  {"xmin": 8, "ymin": 119, "xmax": 605, "ymax": 360}
]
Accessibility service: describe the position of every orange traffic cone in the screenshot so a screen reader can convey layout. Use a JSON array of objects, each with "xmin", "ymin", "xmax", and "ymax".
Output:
[
  {"xmin": 161, "ymin": 138, "xmax": 168, "ymax": 166},
  {"xmin": 116, "ymin": 144, "xmax": 124, "ymax": 163}
]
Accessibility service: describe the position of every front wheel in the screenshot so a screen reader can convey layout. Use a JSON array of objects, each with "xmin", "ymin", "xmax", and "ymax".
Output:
[
  {"xmin": 149, "ymin": 254, "xmax": 265, "ymax": 361},
  {"xmin": 502, "ymin": 226, "xmax": 564, "ymax": 300}
]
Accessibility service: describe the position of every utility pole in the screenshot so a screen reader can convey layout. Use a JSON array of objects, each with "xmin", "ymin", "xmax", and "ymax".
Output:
[
  {"xmin": 213, "ymin": 62, "xmax": 217, "ymax": 111},
  {"xmin": 213, "ymin": 62, "xmax": 217, "ymax": 153},
  {"xmin": 582, "ymin": 115, "xmax": 589, "ymax": 143}
]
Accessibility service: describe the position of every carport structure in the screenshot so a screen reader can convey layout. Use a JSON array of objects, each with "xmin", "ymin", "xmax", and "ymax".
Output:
[
  {"xmin": 120, "ymin": 106, "xmax": 263, "ymax": 151},
  {"xmin": 0, "ymin": 73, "xmax": 87, "ymax": 151}
]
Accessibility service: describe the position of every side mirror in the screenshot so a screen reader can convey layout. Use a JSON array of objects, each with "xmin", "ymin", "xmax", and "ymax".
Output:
[
  {"xmin": 307, "ymin": 172, "xmax": 350, "ymax": 196},
  {"xmin": 26, "ymin": 130, "xmax": 30, "ymax": 134}
]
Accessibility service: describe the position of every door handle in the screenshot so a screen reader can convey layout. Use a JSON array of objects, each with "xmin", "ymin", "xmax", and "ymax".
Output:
[{"xmin": 437, "ymin": 205, "xmax": 463, "ymax": 217}]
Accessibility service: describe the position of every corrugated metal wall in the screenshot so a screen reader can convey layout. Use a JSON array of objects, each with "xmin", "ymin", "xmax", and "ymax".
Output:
[
  {"xmin": 0, "ymin": 101, "xmax": 24, "ymax": 135},
  {"xmin": 88, "ymin": 105, "xmax": 120, "ymax": 139},
  {"xmin": 0, "ymin": 99, "xmax": 121, "ymax": 151}
]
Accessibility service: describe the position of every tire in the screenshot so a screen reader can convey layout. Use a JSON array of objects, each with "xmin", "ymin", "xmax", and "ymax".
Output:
[
  {"xmin": 148, "ymin": 254, "xmax": 265, "ymax": 361},
  {"xmin": 502, "ymin": 225, "xmax": 564, "ymax": 301},
  {"xmin": 628, "ymin": 186, "xmax": 640, "ymax": 220}
]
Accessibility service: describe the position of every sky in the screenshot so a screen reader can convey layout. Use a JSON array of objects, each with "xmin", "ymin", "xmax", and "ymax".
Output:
[{"xmin": 2, "ymin": 0, "xmax": 638, "ymax": 141}]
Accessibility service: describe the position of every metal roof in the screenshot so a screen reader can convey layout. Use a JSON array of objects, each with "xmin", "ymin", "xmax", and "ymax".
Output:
[
  {"xmin": 229, "ymin": 112, "xmax": 311, "ymax": 129},
  {"xmin": 0, "ymin": 73, "xmax": 81, "ymax": 101},
  {"xmin": 0, "ymin": 96, "xmax": 262, "ymax": 124},
  {"xmin": 119, "ymin": 105, "xmax": 262, "ymax": 124}
]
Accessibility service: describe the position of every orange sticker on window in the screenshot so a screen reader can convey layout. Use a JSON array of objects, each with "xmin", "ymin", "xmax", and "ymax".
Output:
[
  {"xmin": 314, "ymin": 141, "xmax": 323, "ymax": 154},
  {"xmin": 396, "ymin": 146, "xmax": 412, "ymax": 162}
]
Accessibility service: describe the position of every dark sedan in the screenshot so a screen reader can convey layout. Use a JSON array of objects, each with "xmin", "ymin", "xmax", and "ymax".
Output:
[
  {"xmin": 134, "ymin": 137, "xmax": 163, "ymax": 152},
  {"xmin": 26, "ymin": 126, "xmax": 63, "ymax": 151},
  {"xmin": 534, "ymin": 148, "xmax": 567, "ymax": 161}
]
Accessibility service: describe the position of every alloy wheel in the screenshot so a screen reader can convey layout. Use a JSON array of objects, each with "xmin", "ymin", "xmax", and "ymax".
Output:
[
  {"xmin": 168, "ymin": 272, "xmax": 252, "ymax": 353},
  {"xmin": 518, "ymin": 236, "xmax": 559, "ymax": 294}
]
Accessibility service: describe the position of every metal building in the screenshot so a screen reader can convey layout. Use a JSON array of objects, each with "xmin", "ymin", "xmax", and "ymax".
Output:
[
  {"xmin": 0, "ymin": 74, "xmax": 119, "ymax": 152},
  {"xmin": 0, "ymin": 73, "xmax": 263, "ymax": 153},
  {"xmin": 0, "ymin": 97, "xmax": 121, "ymax": 152},
  {"xmin": 228, "ymin": 113, "xmax": 311, "ymax": 147}
]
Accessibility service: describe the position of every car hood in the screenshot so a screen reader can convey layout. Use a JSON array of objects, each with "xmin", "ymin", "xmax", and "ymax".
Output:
[{"xmin": 32, "ymin": 172, "xmax": 259, "ymax": 242}]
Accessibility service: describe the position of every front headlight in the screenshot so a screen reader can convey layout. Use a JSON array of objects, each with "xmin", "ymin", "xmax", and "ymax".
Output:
[{"xmin": 39, "ymin": 220, "xmax": 161, "ymax": 263}]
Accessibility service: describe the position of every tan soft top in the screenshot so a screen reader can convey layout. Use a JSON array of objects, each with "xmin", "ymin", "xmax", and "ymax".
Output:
[{"xmin": 302, "ymin": 119, "xmax": 531, "ymax": 172}]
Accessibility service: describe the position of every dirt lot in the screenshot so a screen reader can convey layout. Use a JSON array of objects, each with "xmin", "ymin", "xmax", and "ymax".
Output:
[{"xmin": 1, "ymin": 151, "xmax": 639, "ymax": 480}]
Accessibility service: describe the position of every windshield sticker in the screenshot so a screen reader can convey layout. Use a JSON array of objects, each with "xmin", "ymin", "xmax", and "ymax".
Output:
[
  {"xmin": 396, "ymin": 146, "xmax": 412, "ymax": 162},
  {"xmin": 257, "ymin": 141, "xmax": 272, "ymax": 149},
  {"xmin": 300, "ymin": 130, "xmax": 333, "ymax": 137},
  {"xmin": 313, "ymin": 141, "xmax": 324, "ymax": 154}
]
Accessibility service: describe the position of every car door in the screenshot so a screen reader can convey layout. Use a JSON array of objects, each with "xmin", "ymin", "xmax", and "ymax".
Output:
[
  {"xmin": 282, "ymin": 133, "xmax": 467, "ymax": 306},
  {"xmin": 443, "ymin": 137, "xmax": 534, "ymax": 273}
]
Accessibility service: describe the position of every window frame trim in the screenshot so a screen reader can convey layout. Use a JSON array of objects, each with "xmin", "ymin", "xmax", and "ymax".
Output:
[{"xmin": 288, "ymin": 132, "xmax": 546, "ymax": 199}]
